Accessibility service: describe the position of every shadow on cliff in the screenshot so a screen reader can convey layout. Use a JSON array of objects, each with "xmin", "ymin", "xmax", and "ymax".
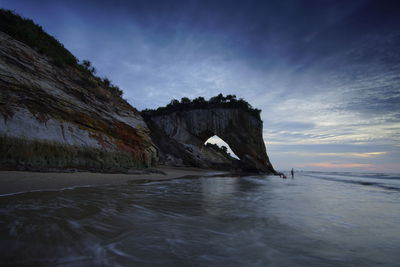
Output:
[{"xmin": 142, "ymin": 95, "xmax": 276, "ymax": 174}]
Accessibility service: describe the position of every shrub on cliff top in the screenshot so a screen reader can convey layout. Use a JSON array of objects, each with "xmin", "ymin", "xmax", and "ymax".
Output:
[
  {"xmin": 0, "ymin": 9, "xmax": 77, "ymax": 67},
  {"xmin": 0, "ymin": 9, "xmax": 124, "ymax": 97},
  {"xmin": 142, "ymin": 94, "xmax": 262, "ymax": 120}
]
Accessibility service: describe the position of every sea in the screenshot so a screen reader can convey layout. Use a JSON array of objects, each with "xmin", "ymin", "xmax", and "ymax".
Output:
[{"xmin": 0, "ymin": 171, "xmax": 399, "ymax": 266}]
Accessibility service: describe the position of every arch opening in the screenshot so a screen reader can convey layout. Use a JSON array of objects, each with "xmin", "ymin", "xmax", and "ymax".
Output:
[{"xmin": 203, "ymin": 135, "xmax": 239, "ymax": 159}]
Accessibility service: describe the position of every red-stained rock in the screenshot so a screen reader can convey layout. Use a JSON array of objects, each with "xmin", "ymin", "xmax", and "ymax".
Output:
[{"xmin": 0, "ymin": 31, "xmax": 157, "ymax": 171}]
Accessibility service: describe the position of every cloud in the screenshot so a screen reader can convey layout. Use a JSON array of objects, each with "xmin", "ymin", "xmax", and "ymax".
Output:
[
  {"xmin": 296, "ymin": 162, "xmax": 373, "ymax": 169},
  {"xmin": 278, "ymin": 151, "xmax": 387, "ymax": 158},
  {"xmin": 2, "ymin": 0, "xmax": 399, "ymax": 172}
]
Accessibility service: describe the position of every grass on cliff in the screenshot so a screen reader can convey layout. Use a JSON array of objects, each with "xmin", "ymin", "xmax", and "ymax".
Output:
[
  {"xmin": 0, "ymin": 9, "xmax": 123, "ymax": 97},
  {"xmin": 0, "ymin": 9, "xmax": 77, "ymax": 67},
  {"xmin": 142, "ymin": 94, "xmax": 262, "ymax": 120},
  {"xmin": 0, "ymin": 135, "xmax": 146, "ymax": 171}
]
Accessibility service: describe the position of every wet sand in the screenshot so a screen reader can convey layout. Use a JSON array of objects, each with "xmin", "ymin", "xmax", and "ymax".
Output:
[{"xmin": 0, "ymin": 166, "xmax": 227, "ymax": 195}]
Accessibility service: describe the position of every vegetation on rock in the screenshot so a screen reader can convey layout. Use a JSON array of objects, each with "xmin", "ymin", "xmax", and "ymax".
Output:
[
  {"xmin": 0, "ymin": 9, "xmax": 123, "ymax": 97},
  {"xmin": 77, "ymin": 59, "xmax": 123, "ymax": 97},
  {"xmin": 142, "ymin": 94, "xmax": 262, "ymax": 120},
  {"xmin": 0, "ymin": 135, "xmax": 148, "ymax": 171},
  {"xmin": 205, "ymin": 142, "xmax": 233, "ymax": 159},
  {"xmin": 0, "ymin": 9, "xmax": 77, "ymax": 66},
  {"xmin": 0, "ymin": 10, "xmax": 156, "ymax": 170}
]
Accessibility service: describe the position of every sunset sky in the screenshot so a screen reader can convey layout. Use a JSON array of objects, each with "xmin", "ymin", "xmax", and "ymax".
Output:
[{"xmin": 2, "ymin": 0, "xmax": 399, "ymax": 172}]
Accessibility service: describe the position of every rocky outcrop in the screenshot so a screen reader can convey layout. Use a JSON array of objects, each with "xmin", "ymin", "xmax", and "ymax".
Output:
[
  {"xmin": 143, "ymin": 107, "xmax": 275, "ymax": 173},
  {"xmin": 0, "ymin": 10, "xmax": 276, "ymax": 174},
  {"xmin": 0, "ymin": 31, "xmax": 157, "ymax": 171}
]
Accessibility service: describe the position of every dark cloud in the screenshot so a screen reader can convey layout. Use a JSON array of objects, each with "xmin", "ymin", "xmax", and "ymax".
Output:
[
  {"xmin": 1, "ymin": 0, "xmax": 399, "ymax": 171},
  {"xmin": 268, "ymin": 121, "xmax": 316, "ymax": 131}
]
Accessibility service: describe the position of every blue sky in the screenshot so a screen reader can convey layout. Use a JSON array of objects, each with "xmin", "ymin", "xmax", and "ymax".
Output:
[{"xmin": 2, "ymin": 0, "xmax": 399, "ymax": 172}]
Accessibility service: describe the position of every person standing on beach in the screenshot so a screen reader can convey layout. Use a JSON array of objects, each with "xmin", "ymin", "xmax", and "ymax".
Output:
[{"xmin": 291, "ymin": 168, "xmax": 294, "ymax": 178}]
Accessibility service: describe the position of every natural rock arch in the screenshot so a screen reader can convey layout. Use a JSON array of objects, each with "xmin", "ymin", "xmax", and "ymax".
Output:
[
  {"xmin": 143, "ymin": 107, "xmax": 275, "ymax": 173},
  {"xmin": 204, "ymin": 135, "xmax": 239, "ymax": 159}
]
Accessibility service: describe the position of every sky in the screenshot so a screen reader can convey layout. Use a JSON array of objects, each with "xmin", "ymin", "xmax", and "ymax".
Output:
[{"xmin": 2, "ymin": 0, "xmax": 399, "ymax": 173}]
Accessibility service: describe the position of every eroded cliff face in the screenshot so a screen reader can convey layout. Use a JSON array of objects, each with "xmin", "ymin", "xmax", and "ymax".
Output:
[
  {"xmin": 144, "ymin": 108, "xmax": 275, "ymax": 173},
  {"xmin": 0, "ymin": 31, "xmax": 157, "ymax": 171}
]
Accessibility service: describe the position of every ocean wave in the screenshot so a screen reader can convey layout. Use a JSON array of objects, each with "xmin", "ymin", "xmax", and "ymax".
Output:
[{"xmin": 304, "ymin": 173, "xmax": 400, "ymax": 191}]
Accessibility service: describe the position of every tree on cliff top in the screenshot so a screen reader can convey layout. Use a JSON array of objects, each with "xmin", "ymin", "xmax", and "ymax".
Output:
[{"xmin": 142, "ymin": 94, "xmax": 262, "ymax": 120}]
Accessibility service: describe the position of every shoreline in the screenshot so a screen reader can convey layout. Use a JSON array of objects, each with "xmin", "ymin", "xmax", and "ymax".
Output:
[{"xmin": 0, "ymin": 166, "xmax": 230, "ymax": 196}]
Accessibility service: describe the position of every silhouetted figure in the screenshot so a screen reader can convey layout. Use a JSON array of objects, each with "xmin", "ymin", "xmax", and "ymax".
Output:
[{"xmin": 291, "ymin": 168, "xmax": 294, "ymax": 178}]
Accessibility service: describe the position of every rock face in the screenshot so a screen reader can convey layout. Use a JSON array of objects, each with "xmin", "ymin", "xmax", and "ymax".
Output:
[
  {"xmin": 0, "ymin": 31, "xmax": 157, "ymax": 171},
  {"xmin": 0, "ymin": 11, "xmax": 275, "ymax": 174},
  {"xmin": 144, "ymin": 108, "xmax": 275, "ymax": 173}
]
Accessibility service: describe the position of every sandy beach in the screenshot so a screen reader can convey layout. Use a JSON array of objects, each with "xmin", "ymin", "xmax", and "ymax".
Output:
[{"xmin": 0, "ymin": 166, "xmax": 227, "ymax": 195}]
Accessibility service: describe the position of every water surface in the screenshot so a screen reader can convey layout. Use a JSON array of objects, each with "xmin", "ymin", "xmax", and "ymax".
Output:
[{"xmin": 0, "ymin": 171, "xmax": 399, "ymax": 266}]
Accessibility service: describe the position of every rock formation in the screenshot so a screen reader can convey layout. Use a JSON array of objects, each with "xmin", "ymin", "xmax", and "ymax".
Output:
[
  {"xmin": 143, "ymin": 106, "xmax": 275, "ymax": 173},
  {"xmin": 0, "ymin": 10, "xmax": 275, "ymax": 174},
  {"xmin": 0, "ymin": 28, "xmax": 157, "ymax": 171}
]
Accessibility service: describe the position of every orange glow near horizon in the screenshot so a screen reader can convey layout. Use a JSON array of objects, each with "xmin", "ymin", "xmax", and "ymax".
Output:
[{"xmin": 291, "ymin": 162, "xmax": 400, "ymax": 173}]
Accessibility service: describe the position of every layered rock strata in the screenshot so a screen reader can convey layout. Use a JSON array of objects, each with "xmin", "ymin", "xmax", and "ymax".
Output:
[
  {"xmin": 0, "ymin": 31, "xmax": 157, "ymax": 171},
  {"xmin": 143, "ymin": 108, "xmax": 275, "ymax": 173}
]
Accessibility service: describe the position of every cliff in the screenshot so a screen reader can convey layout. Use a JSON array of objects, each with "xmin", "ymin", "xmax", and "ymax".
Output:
[
  {"xmin": 0, "ymin": 10, "xmax": 275, "ymax": 174},
  {"xmin": 0, "ymin": 12, "xmax": 157, "ymax": 172},
  {"xmin": 143, "ymin": 104, "xmax": 276, "ymax": 173}
]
